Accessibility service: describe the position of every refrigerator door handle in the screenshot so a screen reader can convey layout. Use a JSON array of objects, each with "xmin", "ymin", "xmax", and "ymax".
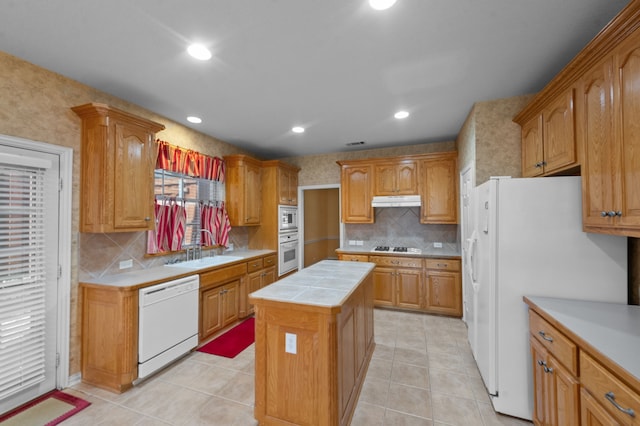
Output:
[{"xmin": 467, "ymin": 231, "xmax": 478, "ymax": 285}]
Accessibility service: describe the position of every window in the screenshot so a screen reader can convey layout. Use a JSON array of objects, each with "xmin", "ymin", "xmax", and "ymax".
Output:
[{"xmin": 148, "ymin": 169, "xmax": 225, "ymax": 254}]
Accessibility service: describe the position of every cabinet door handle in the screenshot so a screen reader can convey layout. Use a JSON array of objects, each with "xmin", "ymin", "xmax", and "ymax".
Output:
[
  {"xmin": 543, "ymin": 366, "xmax": 553, "ymax": 374},
  {"xmin": 436, "ymin": 263, "xmax": 447, "ymax": 268},
  {"xmin": 538, "ymin": 331, "xmax": 553, "ymax": 342},
  {"xmin": 616, "ymin": 211, "xmax": 623, "ymax": 217},
  {"xmin": 607, "ymin": 211, "xmax": 617, "ymax": 217},
  {"xmin": 601, "ymin": 211, "xmax": 608, "ymax": 217},
  {"xmin": 144, "ymin": 217, "xmax": 151, "ymax": 221},
  {"xmin": 605, "ymin": 392, "xmax": 636, "ymax": 417},
  {"xmin": 537, "ymin": 360, "xmax": 546, "ymax": 366}
]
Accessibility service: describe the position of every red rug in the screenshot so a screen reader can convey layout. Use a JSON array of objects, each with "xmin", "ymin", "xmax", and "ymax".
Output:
[
  {"xmin": 198, "ymin": 317, "xmax": 255, "ymax": 358},
  {"xmin": 0, "ymin": 389, "xmax": 91, "ymax": 425}
]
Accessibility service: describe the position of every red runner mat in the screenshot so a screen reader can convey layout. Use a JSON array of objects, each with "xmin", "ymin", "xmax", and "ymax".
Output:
[
  {"xmin": 197, "ymin": 317, "xmax": 255, "ymax": 358},
  {"xmin": 0, "ymin": 389, "xmax": 91, "ymax": 425}
]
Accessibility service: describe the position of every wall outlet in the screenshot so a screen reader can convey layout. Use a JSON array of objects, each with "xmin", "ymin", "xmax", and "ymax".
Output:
[
  {"xmin": 348, "ymin": 240, "xmax": 356, "ymax": 246},
  {"xmin": 285, "ymin": 333, "xmax": 297, "ymax": 354},
  {"xmin": 356, "ymin": 240, "xmax": 363, "ymax": 246},
  {"xmin": 119, "ymin": 259, "xmax": 133, "ymax": 269},
  {"xmin": 433, "ymin": 242, "xmax": 443, "ymax": 248}
]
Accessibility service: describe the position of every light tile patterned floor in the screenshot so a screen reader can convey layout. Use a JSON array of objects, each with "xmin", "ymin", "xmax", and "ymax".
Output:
[{"xmin": 63, "ymin": 309, "xmax": 533, "ymax": 425}]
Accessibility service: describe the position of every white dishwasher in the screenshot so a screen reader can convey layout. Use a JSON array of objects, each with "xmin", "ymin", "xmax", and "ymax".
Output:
[{"xmin": 138, "ymin": 275, "xmax": 199, "ymax": 380}]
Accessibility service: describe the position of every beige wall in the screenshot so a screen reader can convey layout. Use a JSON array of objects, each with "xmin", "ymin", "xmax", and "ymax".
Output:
[
  {"xmin": 0, "ymin": 51, "xmax": 250, "ymax": 376},
  {"xmin": 456, "ymin": 94, "xmax": 534, "ymax": 185}
]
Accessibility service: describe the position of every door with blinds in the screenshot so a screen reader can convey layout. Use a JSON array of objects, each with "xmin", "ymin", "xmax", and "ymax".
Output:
[{"xmin": 0, "ymin": 145, "xmax": 59, "ymax": 414}]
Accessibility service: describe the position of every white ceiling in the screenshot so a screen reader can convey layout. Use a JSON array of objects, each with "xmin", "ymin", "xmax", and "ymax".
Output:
[{"xmin": 0, "ymin": 0, "xmax": 629, "ymax": 159}]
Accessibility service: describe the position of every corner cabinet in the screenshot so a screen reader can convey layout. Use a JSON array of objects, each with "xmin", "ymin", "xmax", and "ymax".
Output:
[
  {"xmin": 72, "ymin": 103, "xmax": 165, "ymax": 233},
  {"xmin": 224, "ymin": 155, "xmax": 262, "ymax": 226},
  {"xmin": 338, "ymin": 162, "xmax": 373, "ymax": 224}
]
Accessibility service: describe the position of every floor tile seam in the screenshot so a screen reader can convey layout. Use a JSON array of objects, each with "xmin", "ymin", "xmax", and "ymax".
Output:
[
  {"xmin": 382, "ymin": 407, "xmax": 433, "ymax": 423},
  {"xmin": 429, "ymin": 389, "xmax": 480, "ymax": 404},
  {"xmin": 153, "ymin": 377, "xmax": 254, "ymax": 403}
]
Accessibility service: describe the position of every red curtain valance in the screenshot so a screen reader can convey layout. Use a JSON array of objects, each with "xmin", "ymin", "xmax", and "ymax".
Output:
[{"xmin": 155, "ymin": 139, "xmax": 225, "ymax": 182}]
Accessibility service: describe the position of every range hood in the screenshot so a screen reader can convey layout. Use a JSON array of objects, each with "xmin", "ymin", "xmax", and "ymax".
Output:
[{"xmin": 371, "ymin": 195, "xmax": 421, "ymax": 207}]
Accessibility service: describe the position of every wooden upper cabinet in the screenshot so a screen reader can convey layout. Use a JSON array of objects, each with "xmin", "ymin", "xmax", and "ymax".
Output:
[
  {"xmin": 420, "ymin": 153, "xmax": 458, "ymax": 224},
  {"xmin": 339, "ymin": 163, "xmax": 373, "ymax": 223},
  {"xmin": 580, "ymin": 28, "xmax": 640, "ymax": 236},
  {"xmin": 521, "ymin": 114, "xmax": 544, "ymax": 177},
  {"xmin": 338, "ymin": 152, "xmax": 458, "ymax": 224},
  {"xmin": 224, "ymin": 155, "xmax": 262, "ymax": 226},
  {"xmin": 579, "ymin": 57, "xmax": 617, "ymax": 230},
  {"xmin": 277, "ymin": 165, "xmax": 299, "ymax": 205},
  {"xmin": 72, "ymin": 103, "xmax": 165, "ymax": 233},
  {"xmin": 373, "ymin": 160, "xmax": 418, "ymax": 195},
  {"xmin": 519, "ymin": 90, "xmax": 578, "ymax": 178}
]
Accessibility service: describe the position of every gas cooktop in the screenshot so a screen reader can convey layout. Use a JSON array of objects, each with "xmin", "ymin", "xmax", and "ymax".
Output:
[{"xmin": 371, "ymin": 246, "xmax": 422, "ymax": 254}]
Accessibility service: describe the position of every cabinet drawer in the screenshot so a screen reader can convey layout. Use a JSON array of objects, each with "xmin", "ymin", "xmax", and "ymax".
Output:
[
  {"xmin": 200, "ymin": 263, "xmax": 247, "ymax": 288},
  {"xmin": 580, "ymin": 351, "xmax": 640, "ymax": 425},
  {"xmin": 369, "ymin": 256, "xmax": 422, "ymax": 268},
  {"xmin": 247, "ymin": 257, "xmax": 264, "ymax": 273},
  {"xmin": 339, "ymin": 254, "xmax": 369, "ymax": 262},
  {"xmin": 529, "ymin": 310, "xmax": 577, "ymax": 375},
  {"xmin": 425, "ymin": 258, "xmax": 460, "ymax": 271},
  {"xmin": 262, "ymin": 255, "xmax": 277, "ymax": 269}
]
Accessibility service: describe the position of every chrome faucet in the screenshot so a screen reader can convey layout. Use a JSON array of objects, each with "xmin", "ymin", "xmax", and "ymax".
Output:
[{"xmin": 201, "ymin": 229, "xmax": 215, "ymax": 257}]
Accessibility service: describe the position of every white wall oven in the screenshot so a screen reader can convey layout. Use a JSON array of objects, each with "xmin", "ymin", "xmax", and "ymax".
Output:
[
  {"xmin": 279, "ymin": 205, "xmax": 298, "ymax": 232},
  {"xmin": 279, "ymin": 231, "xmax": 299, "ymax": 276}
]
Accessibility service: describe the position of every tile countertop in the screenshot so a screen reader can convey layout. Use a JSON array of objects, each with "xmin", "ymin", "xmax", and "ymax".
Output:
[
  {"xmin": 524, "ymin": 296, "xmax": 640, "ymax": 382},
  {"xmin": 249, "ymin": 260, "xmax": 375, "ymax": 308},
  {"xmin": 80, "ymin": 249, "xmax": 276, "ymax": 289},
  {"xmin": 336, "ymin": 243, "xmax": 460, "ymax": 258}
]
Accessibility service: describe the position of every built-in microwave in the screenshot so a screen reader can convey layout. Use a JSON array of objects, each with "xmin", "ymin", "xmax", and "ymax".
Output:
[{"xmin": 279, "ymin": 205, "xmax": 298, "ymax": 231}]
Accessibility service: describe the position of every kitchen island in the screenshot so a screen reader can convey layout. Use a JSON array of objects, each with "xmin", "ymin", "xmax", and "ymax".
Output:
[{"xmin": 249, "ymin": 260, "xmax": 376, "ymax": 426}]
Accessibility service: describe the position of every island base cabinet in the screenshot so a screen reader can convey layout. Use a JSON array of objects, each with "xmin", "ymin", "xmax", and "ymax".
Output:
[{"xmin": 252, "ymin": 273, "xmax": 374, "ymax": 426}]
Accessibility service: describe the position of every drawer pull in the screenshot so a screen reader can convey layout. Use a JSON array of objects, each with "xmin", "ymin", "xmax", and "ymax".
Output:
[
  {"xmin": 436, "ymin": 263, "xmax": 447, "ymax": 267},
  {"xmin": 605, "ymin": 392, "xmax": 636, "ymax": 417},
  {"xmin": 538, "ymin": 331, "xmax": 554, "ymax": 342},
  {"xmin": 543, "ymin": 366, "xmax": 553, "ymax": 374}
]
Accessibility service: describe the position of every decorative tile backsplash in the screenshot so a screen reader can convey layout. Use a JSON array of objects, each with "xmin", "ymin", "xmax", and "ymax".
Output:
[
  {"xmin": 78, "ymin": 228, "xmax": 249, "ymax": 281},
  {"xmin": 344, "ymin": 207, "xmax": 459, "ymax": 249}
]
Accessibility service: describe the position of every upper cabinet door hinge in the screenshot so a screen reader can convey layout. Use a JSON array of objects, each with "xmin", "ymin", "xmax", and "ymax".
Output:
[
  {"xmin": 59, "ymin": 178, "xmax": 63, "ymax": 192},
  {"xmin": 58, "ymin": 265, "xmax": 62, "ymax": 279}
]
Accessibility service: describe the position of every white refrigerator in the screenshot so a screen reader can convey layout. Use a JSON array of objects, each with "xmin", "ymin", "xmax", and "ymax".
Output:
[{"xmin": 465, "ymin": 176, "xmax": 627, "ymax": 421}]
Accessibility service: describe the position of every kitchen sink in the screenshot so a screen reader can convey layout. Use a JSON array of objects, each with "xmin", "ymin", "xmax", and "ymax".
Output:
[{"xmin": 165, "ymin": 255, "xmax": 244, "ymax": 269}]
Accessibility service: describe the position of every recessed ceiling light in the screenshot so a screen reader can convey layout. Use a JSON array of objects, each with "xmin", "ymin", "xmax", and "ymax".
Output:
[
  {"xmin": 369, "ymin": 0, "xmax": 397, "ymax": 10},
  {"xmin": 187, "ymin": 116, "xmax": 202, "ymax": 124},
  {"xmin": 394, "ymin": 111, "xmax": 409, "ymax": 119},
  {"xmin": 292, "ymin": 126, "xmax": 305, "ymax": 133},
  {"xmin": 187, "ymin": 43, "xmax": 212, "ymax": 61}
]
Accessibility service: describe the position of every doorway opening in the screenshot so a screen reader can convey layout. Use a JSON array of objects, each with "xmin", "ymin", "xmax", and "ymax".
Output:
[{"xmin": 298, "ymin": 184, "xmax": 342, "ymax": 270}]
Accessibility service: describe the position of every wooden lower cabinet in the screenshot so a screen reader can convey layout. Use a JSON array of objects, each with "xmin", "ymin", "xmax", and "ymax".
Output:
[
  {"xmin": 580, "ymin": 389, "xmax": 619, "ymax": 426},
  {"xmin": 251, "ymin": 271, "xmax": 374, "ymax": 426},
  {"xmin": 370, "ymin": 256, "xmax": 422, "ymax": 310},
  {"xmin": 80, "ymin": 284, "xmax": 138, "ymax": 393},
  {"xmin": 526, "ymin": 299, "xmax": 640, "ymax": 426},
  {"xmin": 340, "ymin": 254, "xmax": 462, "ymax": 317},
  {"xmin": 199, "ymin": 263, "xmax": 246, "ymax": 342},
  {"xmin": 530, "ymin": 337, "xmax": 579, "ymax": 426},
  {"xmin": 200, "ymin": 280, "xmax": 240, "ymax": 340},
  {"xmin": 425, "ymin": 259, "xmax": 462, "ymax": 317}
]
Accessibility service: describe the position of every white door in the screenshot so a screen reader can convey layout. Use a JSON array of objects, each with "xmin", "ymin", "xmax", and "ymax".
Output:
[
  {"xmin": 459, "ymin": 165, "xmax": 475, "ymax": 323},
  {"xmin": 0, "ymin": 144, "xmax": 60, "ymax": 414}
]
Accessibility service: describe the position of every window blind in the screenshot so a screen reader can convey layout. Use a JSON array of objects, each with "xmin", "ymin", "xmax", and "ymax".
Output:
[{"xmin": 0, "ymin": 160, "xmax": 48, "ymax": 400}]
